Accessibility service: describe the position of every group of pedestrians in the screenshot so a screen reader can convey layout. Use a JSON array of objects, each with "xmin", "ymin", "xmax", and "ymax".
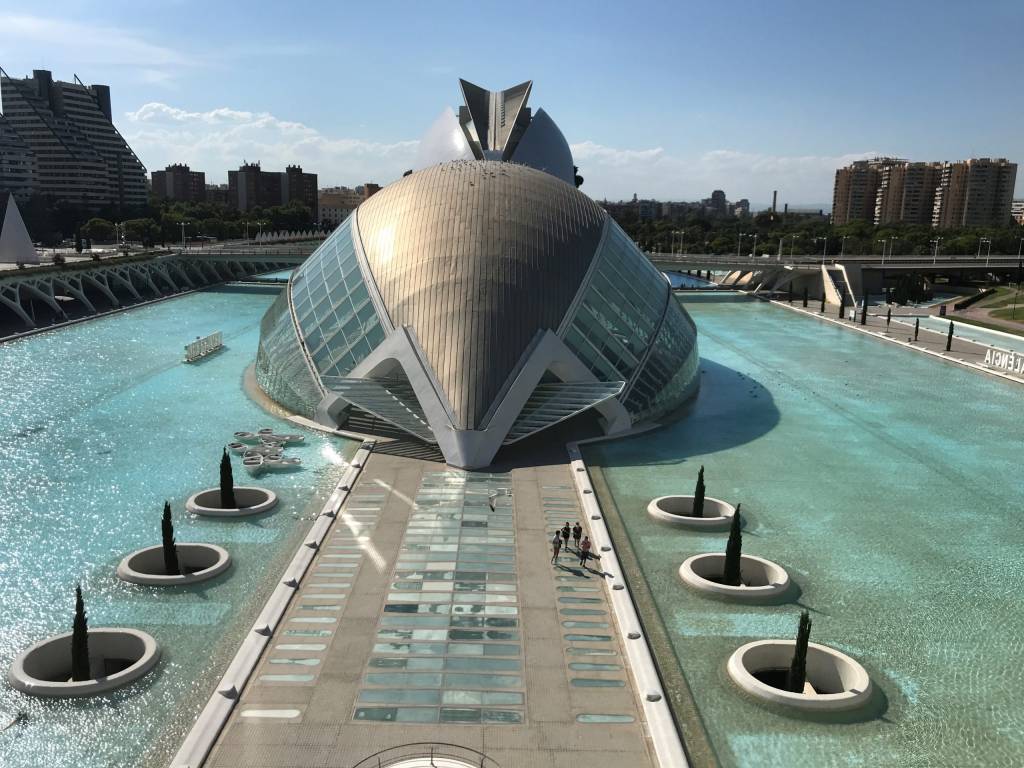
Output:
[{"xmin": 551, "ymin": 520, "xmax": 592, "ymax": 567}]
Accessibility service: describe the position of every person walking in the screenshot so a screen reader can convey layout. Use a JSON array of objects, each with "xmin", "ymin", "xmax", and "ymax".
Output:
[
  {"xmin": 572, "ymin": 522, "xmax": 582, "ymax": 549},
  {"xmin": 561, "ymin": 522, "xmax": 571, "ymax": 550},
  {"xmin": 579, "ymin": 536, "xmax": 592, "ymax": 568},
  {"xmin": 551, "ymin": 531, "xmax": 562, "ymax": 563}
]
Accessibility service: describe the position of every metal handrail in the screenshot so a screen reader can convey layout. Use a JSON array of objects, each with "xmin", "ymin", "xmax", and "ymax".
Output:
[{"xmin": 349, "ymin": 742, "xmax": 500, "ymax": 768}]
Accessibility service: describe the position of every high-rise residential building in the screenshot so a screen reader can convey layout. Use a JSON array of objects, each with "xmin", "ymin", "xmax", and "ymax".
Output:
[
  {"xmin": 0, "ymin": 115, "xmax": 36, "ymax": 201},
  {"xmin": 362, "ymin": 183, "xmax": 381, "ymax": 200},
  {"xmin": 835, "ymin": 156, "xmax": 1017, "ymax": 228},
  {"xmin": 151, "ymin": 163, "xmax": 206, "ymax": 203},
  {"xmin": 227, "ymin": 162, "xmax": 318, "ymax": 214},
  {"xmin": 874, "ymin": 161, "xmax": 940, "ymax": 226},
  {"xmin": 832, "ymin": 159, "xmax": 895, "ymax": 225},
  {"xmin": 0, "ymin": 69, "xmax": 147, "ymax": 210},
  {"xmin": 932, "ymin": 158, "xmax": 1017, "ymax": 229}
]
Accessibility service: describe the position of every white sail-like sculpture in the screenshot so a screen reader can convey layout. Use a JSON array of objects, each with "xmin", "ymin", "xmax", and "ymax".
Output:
[{"xmin": 0, "ymin": 194, "xmax": 38, "ymax": 264}]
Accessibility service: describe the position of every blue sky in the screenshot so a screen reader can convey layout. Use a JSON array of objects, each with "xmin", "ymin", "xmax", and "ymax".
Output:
[{"xmin": 1, "ymin": 0, "xmax": 1021, "ymax": 206}]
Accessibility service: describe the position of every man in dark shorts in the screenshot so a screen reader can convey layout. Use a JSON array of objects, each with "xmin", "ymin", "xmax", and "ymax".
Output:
[
  {"xmin": 561, "ymin": 522, "xmax": 571, "ymax": 550},
  {"xmin": 579, "ymin": 535, "xmax": 592, "ymax": 568},
  {"xmin": 572, "ymin": 522, "xmax": 582, "ymax": 549}
]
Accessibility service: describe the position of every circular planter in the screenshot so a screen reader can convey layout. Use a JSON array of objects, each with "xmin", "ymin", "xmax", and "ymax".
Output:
[
  {"xmin": 186, "ymin": 486, "xmax": 277, "ymax": 517},
  {"xmin": 8, "ymin": 628, "xmax": 160, "ymax": 698},
  {"xmin": 727, "ymin": 640, "xmax": 872, "ymax": 712},
  {"xmin": 117, "ymin": 543, "xmax": 231, "ymax": 586},
  {"xmin": 647, "ymin": 495, "xmax": 736, "ymax": 530},
  {"xmin": 679, "ymin": 553, "xmax": 790, "ymax": 602}
]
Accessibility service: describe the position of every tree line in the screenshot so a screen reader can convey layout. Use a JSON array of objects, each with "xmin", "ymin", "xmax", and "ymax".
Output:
[
  {"xmin": 19, "ymin": 195, "xmax": 317, "ymax": 247},
  {"xmin": 616, "ymin": 209, "xmax": 1024, "ymax": 257}
]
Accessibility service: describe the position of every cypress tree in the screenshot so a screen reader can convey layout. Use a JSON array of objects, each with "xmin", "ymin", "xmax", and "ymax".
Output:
[
  {"xmin": 71, "ymin": 584, "xmax": 90, "ymax": 682},
  {"xmin": 820, "ymin": 292, "xmax": 826, "ymax": 313},
  {"xmin": 722, "ymin": 503, "xmax": 743, "ymax": 586},
  {"xmin": 837, "ymin": 287, "xmax": 846, "ymax": 320},
  {"xmin": 74, "ymin": 230, "xmax": 83, "ymax": 254},
  {"xmin": 860, "ymin": 295, "xmax": 868, "ymax": 325},
  {"xmin": 886, "ymin": 307, "xmax": 892, "ymax": 328},
  {"xmin": 220, "ymin": 448, "xmax": 237, "ymax": 509},
  {"xmin": 786, "ymin": 610, "xmax": 812, "ymax": 694},
  {"xmin": 788, "ymin": 284, "xmax": 793, "ymax": 304},
  {"xmin": 802, "ymin": 286, "xmax": 808, "ymax": 308},
  {"xmin": 162, "ymin": 501, "xmax": 180, "ymax": 576},
  {"xmin": 946, "ymin": 321, "xmax": 954, "ymax": 351},
  {"xmin": 914, "ymin": 318, "xmax": 920, "ymax": 341},
  {"xmin": 692, "ymin": 465, "xmax": 706, "ymax": 518}
]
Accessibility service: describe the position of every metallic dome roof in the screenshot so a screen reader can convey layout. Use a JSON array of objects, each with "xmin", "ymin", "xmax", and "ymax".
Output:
[{"xmin": 354, "ymin": 160, "xmax": 606, "ymax": 429}]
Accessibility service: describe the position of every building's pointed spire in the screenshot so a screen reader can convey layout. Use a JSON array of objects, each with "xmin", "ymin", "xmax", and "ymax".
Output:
[{"xmin": 457, "ymin": 79, "xmax": 533, "ymax": 158}]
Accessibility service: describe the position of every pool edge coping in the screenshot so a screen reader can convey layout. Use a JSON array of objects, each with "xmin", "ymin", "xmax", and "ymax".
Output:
[
  {"xmin": 168, "ymin": 439, "xmax": 375, "ymax": 768},
  {"xmin": 567, "ymin": 438, "xmax": 711, "ymax": 768}
]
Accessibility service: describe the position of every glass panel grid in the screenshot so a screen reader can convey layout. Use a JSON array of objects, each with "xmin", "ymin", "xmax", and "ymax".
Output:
[{"xmin": 354, "ymin": 470, "xmax": 523, "ymax": 724}]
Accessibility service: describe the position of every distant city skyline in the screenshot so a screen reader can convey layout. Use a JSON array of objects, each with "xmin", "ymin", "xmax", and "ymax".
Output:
[{"xmin": 0, "ymin": 0, "xmax": 1021, "ymax": 203}]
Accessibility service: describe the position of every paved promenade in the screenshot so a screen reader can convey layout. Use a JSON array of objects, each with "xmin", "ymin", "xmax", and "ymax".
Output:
[{"xmin": 206, "ymin": 450, "xmax": 657, "ymax": 768}]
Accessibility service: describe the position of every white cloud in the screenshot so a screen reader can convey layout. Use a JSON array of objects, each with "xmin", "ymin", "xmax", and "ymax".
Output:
[
  {"xmin": 124, "ymin": 102, "xmax": 419, "ymax": 186},
  {"xmin": 571, "ymin": 141, "xmax": 881, "ymax": 206},
  {"xmin": 126, "ymin": 99, "xmax": 877, "ymax": 202},
  {"xmin": 0, "ymin": 14, "xmax": 191, "ymax": 85}
]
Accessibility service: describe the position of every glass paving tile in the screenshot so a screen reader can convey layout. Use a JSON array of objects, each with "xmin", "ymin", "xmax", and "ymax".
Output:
[
  {"xmin": 259, "ymin": 674, "xmax": 315, "ymax": 683},
  {"xmin": 571, "ymin": 678, "xmax": 626, "ymax": 687},
  {"xmin": 443, "ymin": 657, "xmax": 520, "ymax": 672},
  {"xmin": 358, "ymin": 689, "xmax": 442, "ymax": 705},
  {"xmin": 566, "ymin": 647, "xmax": 617, "ymax": 656},
  {"xmin": 570, "ymin": 662, "xmax": 622, "ymax": 671},
  {"xmin": 284, "ymin": 629, "xmax": 334, "ymax": 637},
  {"xmin": 564, "ymin": 634, "xmax": 613, "ymax": 642},
  {"xmin": 577, "ymin": 714, "xmax": 636, "ymax": 723}
]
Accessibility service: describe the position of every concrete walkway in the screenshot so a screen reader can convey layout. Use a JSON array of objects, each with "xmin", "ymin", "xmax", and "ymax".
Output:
[{"xmin": 205, "ymin": 451, "xmax": 657, "ymax": 768}]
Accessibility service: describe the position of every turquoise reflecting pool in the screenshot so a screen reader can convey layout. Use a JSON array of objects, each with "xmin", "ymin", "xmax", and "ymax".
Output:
[
  {"xmin": 0, "ymin": 286, "xmax": 356, "ymax": 767},
  {"xmin": 586, "ymin": 293, "xmax": 1024, "ymax": 767}
]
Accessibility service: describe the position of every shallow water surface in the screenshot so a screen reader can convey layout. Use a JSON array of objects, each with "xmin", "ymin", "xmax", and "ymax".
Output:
[
  {"xmin": 0, "ymin": 286, "xmax": 356, "ymax": 767},
  {"xmin": 587, "ymin": 293, "xmax": 1024, "ymax": 767}
]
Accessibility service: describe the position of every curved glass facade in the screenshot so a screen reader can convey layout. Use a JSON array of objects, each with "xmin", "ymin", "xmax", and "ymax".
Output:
[
  {"xmin": 255, "ymin": 288, "xmax": 322, "ymax": 418},
  {"xmin": 623, "ymin": 301, "xmax": 699, "ymax": 422},
  {"xmin": 290, "ymin": 215, "xmax": 386, "ymax": 378},
  {"xmin": 561, "ymin": 221, "xmax": 698, "ymax": 426},
  {"xmin": 562, "ymin": 223, "xmax": 670, "ymax": 384}
]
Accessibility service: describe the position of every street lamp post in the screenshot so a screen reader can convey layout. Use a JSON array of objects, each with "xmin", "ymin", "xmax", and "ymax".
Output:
[
  {"xmin": 789, "ymin": 234, "xmax": 798, "ymax": 258},
  {"xmin": 736, "ymin": 233, "xmax": 746, "ymax": 259},
  {"xmin": 840, "ymin": 235, "xmax": 849, "ymax": 258},
  {"xmin": 877, "ymin": 239, "xmax": 886, "ymax": 263},
  {"xmin": 179, "ymin": 221, "xmax": 190, "ymax": 250},
  {"xmin": 979, "ymin": 237, "xmax": 992, "ymax": 267},
  {"xmin": 931, "ymin": 237, "xmax": 943, "ymax": 265},
  {"xmin": 751, "ymin": 233, "xmax": 758, "ymax": 257},
  {"xmin": 816, "ymin": 237, "xmax": 827, "ymax": 265}
]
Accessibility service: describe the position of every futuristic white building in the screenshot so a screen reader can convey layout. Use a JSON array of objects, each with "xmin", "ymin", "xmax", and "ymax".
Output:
[{"xmin": 256, "ymin": 82, "xmax": 699, "ymax": 468}]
